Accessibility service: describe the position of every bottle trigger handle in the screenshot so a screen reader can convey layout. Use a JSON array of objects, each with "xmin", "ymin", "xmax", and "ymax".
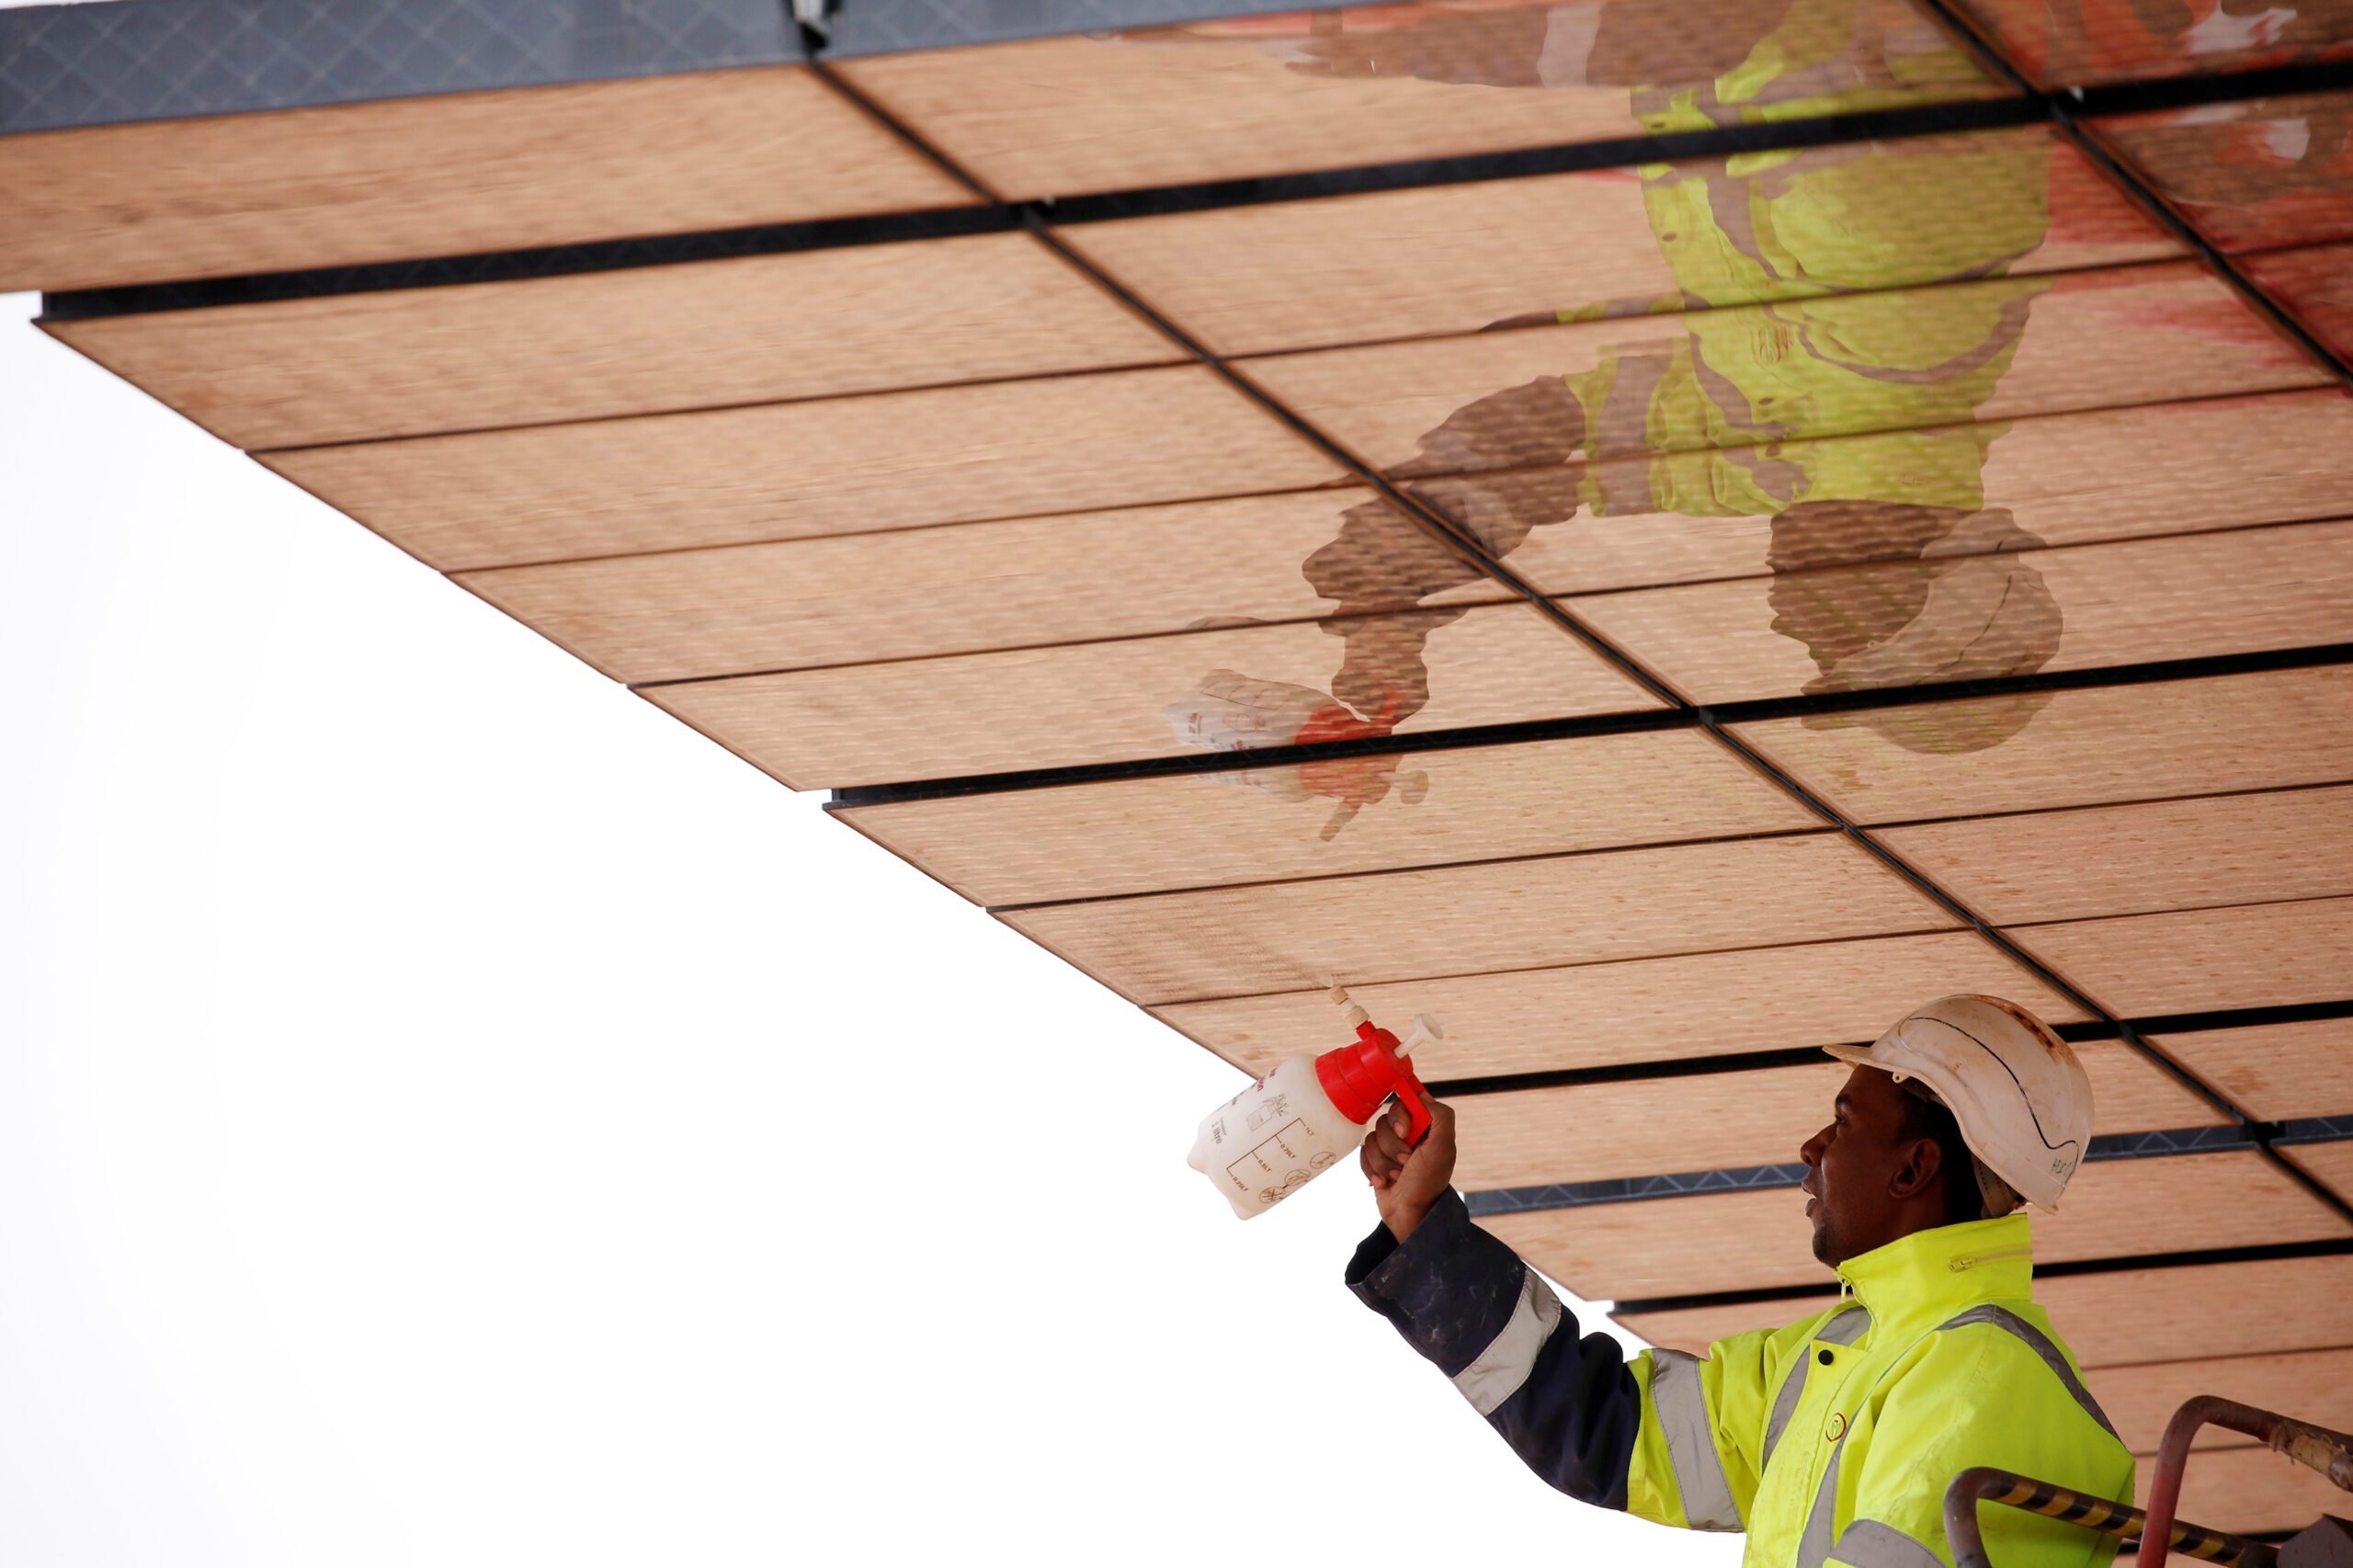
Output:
[{"xmin": 1392, "ymin": 1015, "xmax": 1441, "ymax": 1146}]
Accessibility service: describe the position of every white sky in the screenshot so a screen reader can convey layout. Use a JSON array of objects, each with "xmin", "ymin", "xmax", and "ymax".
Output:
[{"xmin": 0, "ymin": 291, "xmax": 1754, "ymax": 1566}]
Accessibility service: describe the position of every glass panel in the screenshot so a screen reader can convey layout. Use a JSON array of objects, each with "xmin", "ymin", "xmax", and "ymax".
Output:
[
  {"xmin": 1158, "ymin": 928, "xmax": 2085, "ymax": 1077},
  {"xmin": 1880, "ymin": 784, "xmax": 2353, "ymax": 925},
  {"xmin": 1063, "ymin": 126, "xmax": 2174, "ymax": 356},
  {"xmin": 835, "ymin": 732, "xmax": 1813, "ymax": 905},
  {"xmin": 2014, "ymin": 895, "xmax": 2353, "ymax": 1017},
  {"xmin": 48, "ymin": 233, "xmax": 1182, "ymax": 450},
  {"xmin": 2094, "ymin": 91, "xmax": 2353, "ymax": 253},
  {"xmin": 838, "ymin": 0, "xmax": 2006, "ymax": 200},
  {"xmin": 1946, "ymin": 0, "xmax": 2353, "ymax": 88},
  {"xmin": 652, "ymin": 601, "xmax": 1654, "ymax": 788},
  {"xmin": 2148, "ymin": 1018, "xmax": 2353, "ymax": 1120},
  {"xmin": 1734, "ymin": 666, "xmax": 2353, "ymax": 824},
  {"xmin": 266, "ymin": 364, "xmax": 1343, "ymax": 571},
  {"xmin": 997, "ymin": 831, "xmax": 1944, "ymax": 1005},
  {"xmin": 1570, "ymin": 519, "xmax": 2353, "ymax": 704}
]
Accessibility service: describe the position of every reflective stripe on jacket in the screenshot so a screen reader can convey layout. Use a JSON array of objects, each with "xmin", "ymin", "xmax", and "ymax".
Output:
[{"xmin": 1347, "ymin": 1195, "xmax": 2134, "ymax": 1568}]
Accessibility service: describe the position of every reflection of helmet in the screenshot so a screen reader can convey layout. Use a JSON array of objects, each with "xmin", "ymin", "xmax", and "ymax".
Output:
[
  {"xmin": 1825, "ymin": 995, "xmax": 2093, "ymax": 1212},
  {"xmin": 1785, "ymin": 508, "xmax": 2063, "ymax": 755}
]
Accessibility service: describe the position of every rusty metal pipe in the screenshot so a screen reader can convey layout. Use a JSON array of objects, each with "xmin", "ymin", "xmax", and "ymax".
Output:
[
  {"xmin": 1944, "ymin": 1466, "xmax": 2276, "ymax": 1568},
  {"xmin": 2139, "ymin": 1398, "xmax": 2353, "ymax": 1568}
]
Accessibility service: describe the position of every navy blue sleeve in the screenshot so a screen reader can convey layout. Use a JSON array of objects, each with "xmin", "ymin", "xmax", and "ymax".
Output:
[{"xmin": 1346, "ymin": 1189, "xmax": 1642, "ymax": 1507}]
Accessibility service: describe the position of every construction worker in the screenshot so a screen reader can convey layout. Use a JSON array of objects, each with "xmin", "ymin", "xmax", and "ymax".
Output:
[{"xmin": 1352, "ymin": 994, "xmax": 2134, "ymax": 1568}]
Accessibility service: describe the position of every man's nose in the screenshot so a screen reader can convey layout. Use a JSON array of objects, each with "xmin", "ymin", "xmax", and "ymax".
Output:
[{"xmin": 1799, "ymin": 1126, "xmax": 1827, "ymax": 1167}]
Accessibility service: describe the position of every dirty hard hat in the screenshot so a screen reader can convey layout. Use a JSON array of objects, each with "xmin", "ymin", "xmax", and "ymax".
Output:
[{"xmin": 1824, "ymin": 995, "xmax": 2094, "ymax": 1212}]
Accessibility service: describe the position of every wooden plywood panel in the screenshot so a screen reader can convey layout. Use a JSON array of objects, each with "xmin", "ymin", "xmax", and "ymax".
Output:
[
  {"xmin": 1946, "ymin": 0, "xmax": 2353, "ymax": 87},
  {"xmin": 457, "ymin": 486, "xmax": 1520, "ymax": 685},
  {"xmin": 1448, "ymin": 1042, "xmax": 2213, "ymax": 1189},
  {"xmin": 2018, "ymin": 898, "xmax": 2353, "ymax": 1020},
  {"xmin": 1881, "ymin": 787, "xmax": 2353, "ymax": 927},
  {"xmin": 1572, "ymin": 520, "xmax": 2353, "ymax": 706},
  {"xmin": 1487, "ymin": 1150, "xmax": 2351, "ymax": 1301},
  {"xmin": 1617, "ymin": 1256, "xmax": 2353, "ymax": 1366},
  {"xmin": 1476, "ymin": 391, "xmax": 2353, "ymax": 598},
  {"xmin": 1733, "ymin": 666, "xmax": 2353, "ymax": 826},
  {"xmin": 836, "ymin": 0, "xmax": 2001, "ymax": 201},
  {"xmin": 1158, "ymin": 929, "xmax": 2086, "ymax": 1081},
  {"xmin": 1242, "ymin": 265, "xmax": 2323, "ymax": 479},
  {"xmin": 835, "ymin": 731, "xmax": 1813, "ymax": 906},
  {"xmin": 265, "ymin": 365, "xmax": 1342, "ymax": 571},
  {"xmin": 2158, "ymin": 1443, "xmax": 2353, "ymax": 1537},
  {"xmin": 2244, "ymin": 244, "xmax": 2353, "ymax": 366},
  {"xmin": 2287, "ymin": 1141, "xmax": 2353, "ymax": 1204},
  {"xmin": 2153, "ymin": 1021, "xmax": 2353, "ymax": 1122},
  {"xmin": 1063, "ymin": 128, "xmax": 2174, "ymax": 357},
  {"xmin": 999, "ymin": 832, "xmax": 1946, "ymax": 1006},
  {"xmin": 49, "ymin": 233, "xmax": 1179, "ymax": 450},
  {"xmin": 0, "ymin": 67, "xmax": 974, "ymax": 293},
  {"xmin": 2091, "ymin": 1349, "xmax": 2353, "ymax": 1456},
  {"xmin": 650, "ymin": 601, "xmax": 1651, "ymax": 789},
  {"xmin": 2095, "ymin": 93, "xmax": 2353, "ymax": 253}
]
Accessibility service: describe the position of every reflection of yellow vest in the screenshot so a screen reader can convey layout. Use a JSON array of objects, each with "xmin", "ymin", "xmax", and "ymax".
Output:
[
  {"xmin": 1566, "ymin": 0, "xmax": 2053, "ymax": 518},
  {"xmin": 1631, "ymin": 0, "xmax": 1991, "ymax": 136}
]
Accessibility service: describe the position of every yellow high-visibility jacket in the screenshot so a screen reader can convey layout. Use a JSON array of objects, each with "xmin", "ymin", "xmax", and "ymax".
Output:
[{"xmin": 1348, "ymin": 1198, "xmax": 2133, "ymax": 1568}]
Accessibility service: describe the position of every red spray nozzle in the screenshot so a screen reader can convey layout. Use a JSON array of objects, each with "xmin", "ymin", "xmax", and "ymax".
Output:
[{"xmin": 1315, "ymin": 1018, "xmax": 1436, "ymax": 1145}]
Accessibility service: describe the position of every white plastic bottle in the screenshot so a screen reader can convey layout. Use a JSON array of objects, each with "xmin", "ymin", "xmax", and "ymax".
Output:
[{"xmin": 1188, "ymin": 1006, "xmax": 1440, "ymax": 1220}]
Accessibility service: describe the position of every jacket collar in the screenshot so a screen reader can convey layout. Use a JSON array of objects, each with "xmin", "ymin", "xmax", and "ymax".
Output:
[{"xmin": 1835, "ymin": 1212, "xmax": 2036, "ymax": 1335}]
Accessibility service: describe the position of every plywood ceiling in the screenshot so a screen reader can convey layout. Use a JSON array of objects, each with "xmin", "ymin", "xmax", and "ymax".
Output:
[{"xmin": 15, "ymin": 0, "xmax": 2353, "ymax": 1535}]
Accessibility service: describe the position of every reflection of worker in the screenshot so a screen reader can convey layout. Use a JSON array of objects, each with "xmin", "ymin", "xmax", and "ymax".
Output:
[
  {"xmin": 1769, "ymin": 503, "xmax": 2063, "ymax": 751},
  {"xmin": 1352, "ymin": 995, "xmax": 2133, "ymax": 1568}
]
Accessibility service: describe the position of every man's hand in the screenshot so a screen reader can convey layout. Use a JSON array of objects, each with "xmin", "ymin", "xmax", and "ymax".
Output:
[{"xmin": 1360, "ymin": 1087, "xmax": 1457, "ymax": 1242}]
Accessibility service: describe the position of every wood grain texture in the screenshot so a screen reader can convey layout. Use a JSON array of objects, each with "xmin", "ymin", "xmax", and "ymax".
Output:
[
  {"xmin": 50, "ymin": 233, "xmax": 1177, "ymax": 450},
  {"xmin": 2149, "ymin": 1020, "xmax": 2353, "ymax": 1122},
  {"xmin": 455, "ymin": 486, "xmax": 1509, "ymax": 684},
  {"xmin": 1242, "ymin": 264, "xmax": 2325, "ymax": 474},
  {"xmin": 1879, "ymin": 786, "xmax": 2353, "ymax": 926},
  {"xmin": 998, "ymin": 832, "xmax": 1948, "ymax": 1005},
  {"xmin": 836, "ymin": 3, "xmax": 2000, "ymax": 201},
  {"xmin": 0, "ymin": 66, "xmax": 973, "ymax": 293},
  {"xmin": 1734, "ymin": 666, "xmax": 2353, "ymax": 826},
  {"xmin": 1481, "ymin": 391, "xmax": 2353, "ymax": 597},
  {"xmin": 1486, "ymin": 1150, "xmax": 2351, "ymax": 1301},
  {"xmin": 2089, "ymin": 1348, "xmax": 2353, "ymax": 1455},
  {"xmin": 1060, "ymin": 128, "xmax": 2172, "ymax": 356},
  {"xmin": 835, "ymin": 731, "xmax": 1813, "ymax": 906},
  {"xmin": 1616, "ymin": 1255, "xmax": 2353, "ymax": 1367},
  {"xmin": 1571, "ymin": 519, "xmax": 2353, "ymax": 706},
  {"xmin": 2284, "ymin": 1140, "xmax": 2353, "ymax": 1205},
  {"xmin": 2013, "ymin": 897, "xmax": 2353, "ymax": 1020},
  {"xmin": 264, "ymin": 364, "xmax": 1341, "ymax": 571},
  {"xmin": 645, "ymin": 601, "xmax": 1654, "ymax": 790},
  {"xmin": 2242, "ymin": 243, "xmax": 2353, "ymax": 366},
  {"xmin": 1448, "ymin": 1041, "xmax": 2215, "ymax": 1189},
  {"xmin": 1156, "ymin": 929, "xmax": 2086, "ymax": 1080}
]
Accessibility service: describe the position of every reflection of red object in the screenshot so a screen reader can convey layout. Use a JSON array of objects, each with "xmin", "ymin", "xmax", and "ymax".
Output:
[
  {"xmin": 1290, "ymin": 691, "xmax": 1429, "ymax": 840},
  {"xmin": 1968, "ymin": 0, "xmax": 2353, "ymax": 86}
]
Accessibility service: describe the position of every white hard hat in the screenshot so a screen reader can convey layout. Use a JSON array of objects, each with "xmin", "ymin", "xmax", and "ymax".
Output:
[{"xmin": 1824, "ymin": 994, "xmax": 2094, "ymax": 1212}]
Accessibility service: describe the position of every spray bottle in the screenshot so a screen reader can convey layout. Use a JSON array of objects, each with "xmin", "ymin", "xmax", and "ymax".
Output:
[{"xmin": 1188, "ymin": 985, "xmax": 1441, "ymax": 1219}]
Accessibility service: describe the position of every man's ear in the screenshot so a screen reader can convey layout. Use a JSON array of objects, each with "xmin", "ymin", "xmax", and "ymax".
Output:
[{"xmin": 1889, "ymin": 1136, "xmax": 1943, "ymax": 1203}]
